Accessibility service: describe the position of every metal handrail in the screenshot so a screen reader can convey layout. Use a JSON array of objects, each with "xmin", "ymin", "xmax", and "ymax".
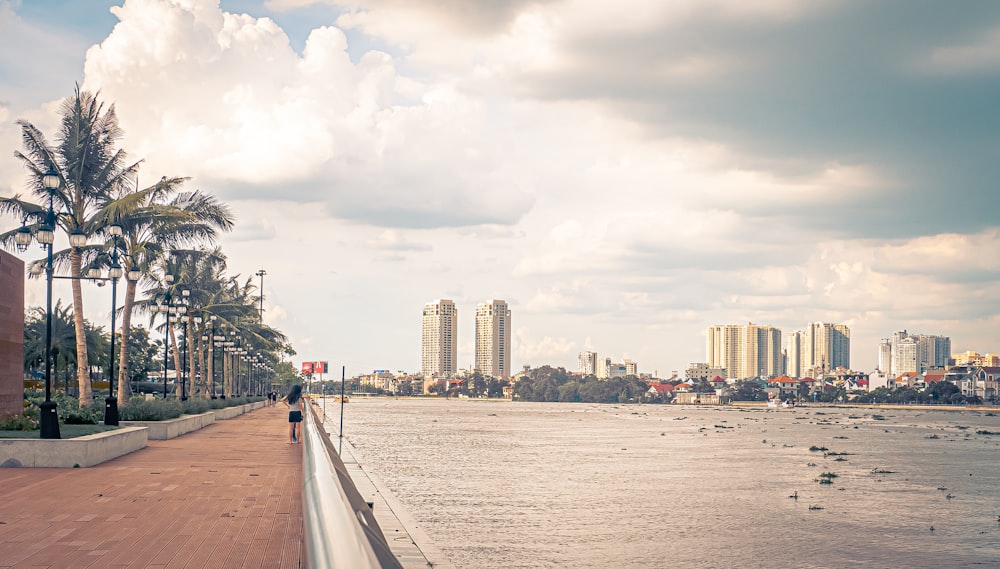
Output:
[{"xmin": 301, "ymin": 400, "xmax": 403, "ymax": 569}]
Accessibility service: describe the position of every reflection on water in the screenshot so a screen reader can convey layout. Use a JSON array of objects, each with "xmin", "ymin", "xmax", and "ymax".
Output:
[{"xmin": 331, "ymin": 399, "xmax": 1000, "ymax": 569}]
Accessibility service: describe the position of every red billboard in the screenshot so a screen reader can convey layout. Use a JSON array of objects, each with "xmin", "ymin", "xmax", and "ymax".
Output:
[{"xmin": 301, "ymin": 361, "xmax": 327, "ymax": 375}]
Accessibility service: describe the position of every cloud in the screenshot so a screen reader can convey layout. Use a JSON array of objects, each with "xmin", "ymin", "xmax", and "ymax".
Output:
[
  {"xmin": 366, "ymin": 229, "xmax": 431, "ymax": 251},
  {"xmin": 921, "ymin": 27, "xmax": 1000, "ymax": 74},
  {"xmin": 515, "ymin": 331, "xmax": 577, "ymax": 365},
  {"xmin": 78, "ymin": 0, "xmax": 533, "ymax": 228}
]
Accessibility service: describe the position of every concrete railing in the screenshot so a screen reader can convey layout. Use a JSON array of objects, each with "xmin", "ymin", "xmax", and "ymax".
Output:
[{"xmin": 302, "ymin": 401, "xmax": 403, "ymax": 569}]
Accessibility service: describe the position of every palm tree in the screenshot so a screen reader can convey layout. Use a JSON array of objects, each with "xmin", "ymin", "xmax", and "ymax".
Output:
[
  {"xmin": 23, "ymin": 302, "xmax": 77, "ymax": 388},
  {"xmin": 2, "ymin": 87, "xmax": 140, "ymax": 405},
  {"xmin": 100, "ymin": 184, "xmax": 234, "ymax": 404}
]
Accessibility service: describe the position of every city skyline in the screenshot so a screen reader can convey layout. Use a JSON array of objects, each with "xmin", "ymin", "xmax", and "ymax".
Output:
[{"xmin": 3, "ymin": 1, "xmax": 1000, "ymax": 377}]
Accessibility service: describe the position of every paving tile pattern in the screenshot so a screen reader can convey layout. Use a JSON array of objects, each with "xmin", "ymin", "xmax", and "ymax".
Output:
[{"xmin": 0, "ymin": 406, "xmax": 303, "ymax": 568}]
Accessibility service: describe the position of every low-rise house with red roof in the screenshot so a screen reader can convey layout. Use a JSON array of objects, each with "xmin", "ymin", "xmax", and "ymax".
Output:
[{"xmin": 646, "ymin": 383, "xmax": 675, "ymax": 402}]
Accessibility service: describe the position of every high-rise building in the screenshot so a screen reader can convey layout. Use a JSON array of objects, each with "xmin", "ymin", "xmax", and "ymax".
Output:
[
  {"xmin": 475, "ymin": 300, "xmax": 511, "ymax": 378},
  {"xmin": 802, "ymin": 322, "xmax": 851, "ymax": 372},
  {"xmin": 624, "ymin": 359, "xmax": 638, "ymax": 377},
  {"xmin": 597, "ymin": 357, "xmax": 612, "ymax": 379},
  {"xmin": 745, "ymin": 324, "xmax": 782, "ymax": 379},
  {"xmin": 877, "ymin": 338, "xmax": 892, "ymax": 372},
  {"xmin": 422, "ymin": 299, "xmax": 457, "ymax": 377},
  {"xmin": 888, "ymin": 330, "xmax": 951, "ymax": 374},
  {"xmin": 896, "ymin": 337, "xmax": 919, "ymax": 374},
  {"xmin": 707, "ymin": 324, "xmax": 742, "ymax": 379},
  {"xmin": 917, "ymin": 334, "xmax": 951, "ymax": 370},
  {"xmin": 707, "ymin": 323, "xmax": 782, "ymax": 379},
  {"xmin": 786, "ymin": 331, "xmax": 804, "ymax": 377},
  {"xmin": 579, "ymin": 351, "xmax": 598, "ymax": 375}
]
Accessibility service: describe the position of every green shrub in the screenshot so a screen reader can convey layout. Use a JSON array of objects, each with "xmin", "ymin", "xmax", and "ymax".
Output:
[
  {"xmin": 119, "ymin": 399, "xmax": 184, "ymax": 421},
  {"xmin": 182, "ymin": 398, "xmax": 210, "ymax": 414},
  {"xmin": 0, "ymin": 410, "xmax": 39, "ymax": 431}
]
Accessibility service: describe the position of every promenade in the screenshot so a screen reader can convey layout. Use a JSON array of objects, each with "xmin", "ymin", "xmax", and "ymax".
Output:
[{"xmin": 0, "ymin": 405, "xmax": 302, "ymax": 568}]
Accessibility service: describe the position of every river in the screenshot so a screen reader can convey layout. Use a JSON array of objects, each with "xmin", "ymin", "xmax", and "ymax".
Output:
[{"xmin": 329, "ymin": 398, "xmax": 1000, "ymax": 569}]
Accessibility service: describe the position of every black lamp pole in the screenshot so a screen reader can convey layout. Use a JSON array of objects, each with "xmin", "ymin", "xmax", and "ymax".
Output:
[
  {"xmin": 256, "ymin": 269, "xmax": 265, "ymax": 320},
  {"xmin": 40, "ymin": 188, "xmax": 60, "ymax": 439},
  {"xmin": 104, "ymin": 226, "xmax": 124, "ymax": 425},
  {"xmin": 180, "ymin": 316, "xmax": 188, "ymax": 400},
  {"xmin": 160, "ymin": 279, "xmax": 172, "ymax": 398}
]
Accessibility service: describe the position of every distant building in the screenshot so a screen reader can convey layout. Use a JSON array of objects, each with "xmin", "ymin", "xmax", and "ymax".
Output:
[
  {"xmin": 624, "ymin": 359, "xmax": 638, "ymax": 377},
  {"xmin": 579, "ymin": 351, "xmax": 598, "ymax": 375},
  {"xmin": 804, "ymin": 322, "xmax": 850, "ymax": 372},
  {"xmin": 887, "ymin": 330, "xmax": 951, "ymax": 374},
  {"xmin": 877, "ymin": 338, "xmax": 892, "ymax": 373},
  {"xmin": 685, "ymin": 362, "xmax": 726, "ymax": 381},
  {"xmin": 786, "ymin": 332, "xmax": 804, "ymax": 378},
  {"xmin": 707, "ymin": 323, "xmax": 782, "ymax": 379},
  {"xmin": 422, "ymin": 299, "xmax": 457, "ymax": 377},
  {"xmin": 475, "ymin": 300, "xmax": 511, "ymax": 378},
  {"xmin": 953, "ymin": 351, "xmax": 1000, "ymax": 367}
]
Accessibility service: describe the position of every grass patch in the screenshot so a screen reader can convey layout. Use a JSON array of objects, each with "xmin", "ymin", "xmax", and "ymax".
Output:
[
  {"xmin": 976, "ymin": 430, "xmax": 999, "ymax": 435},
  {"xmin": 0, "ymin": 424, "xmax": 120, "ymax": 439},
  {"xmin": 809, "ymin": 446, "xmax": 828, "ymax": 452}
]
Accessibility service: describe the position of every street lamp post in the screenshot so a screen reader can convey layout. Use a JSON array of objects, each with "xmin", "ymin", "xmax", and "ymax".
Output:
[
  {"xmin": 14, "ymin": 166, "xmax": 65, "ymax": 438},
  {"xmin": 103, "ymin": 223, "xmax": 126, "ymax": 425},
  {"xmin": 154, "ymin": 276, "xmax": 187, "ymax": 398},
  {"xmin": 255, "ymin": 269, "xmax": 266, "ymax": 320},
  {"xmin": 180, "ymin": 315, "xmax": 188, "ymax": 400}
]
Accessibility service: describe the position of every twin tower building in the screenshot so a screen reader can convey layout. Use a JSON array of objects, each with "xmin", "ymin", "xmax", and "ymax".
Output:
[{"xmin": 421, "ymin": 299, "xmax": 512, "ymax": 379}]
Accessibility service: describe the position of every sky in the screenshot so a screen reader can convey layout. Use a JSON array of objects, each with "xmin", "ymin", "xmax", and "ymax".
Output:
[{"xmin": 3, "ymin": 0, "xmax": 1000, "ymax": 378}]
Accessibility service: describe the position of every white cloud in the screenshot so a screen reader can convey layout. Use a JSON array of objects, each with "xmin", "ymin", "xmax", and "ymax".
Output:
[
  {"xmin": 516, "ymin": 331, "xmax": 577, "ymax": 364},
  {"xmin": 5, "ymin": 0, "xmax": 1000, "ymax": 378},
  {"xmin": 921, "ymin": 27, "xmax": 1000, "ymax": 74}
]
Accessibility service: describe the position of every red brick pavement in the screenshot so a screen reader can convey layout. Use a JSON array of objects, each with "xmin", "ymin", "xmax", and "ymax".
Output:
[{"xmin": 0, "ymin": 405, "xmax": 302, "ymax": 568}]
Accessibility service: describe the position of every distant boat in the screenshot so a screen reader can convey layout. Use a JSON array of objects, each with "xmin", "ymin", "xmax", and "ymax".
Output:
[
  {"xmin": 767, "ymin": 398, "xmax": 779, "ymax": 409},
  {"xmin": 334, "ymin": 395, "xmax": 350, "ymax": 403}
]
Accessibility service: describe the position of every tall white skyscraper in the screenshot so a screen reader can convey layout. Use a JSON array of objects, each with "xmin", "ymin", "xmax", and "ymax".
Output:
[
  {"xmin": 786, "ymin": 331, "xmax": 804, "ymax": 377},
  {"xmin": 878, "ymin": 338, "xmax": 892, "ymax": 372},
  {"xmin": 579, "ymin": 351, "xmax": 598, "ymax": 375},
  {"xmin": 475, "ymin": 300, "xmax": 511, "ymax": 378},
  {"xmin": 422, "ymin": 299, "xmax": 457, "ymax": 377}
]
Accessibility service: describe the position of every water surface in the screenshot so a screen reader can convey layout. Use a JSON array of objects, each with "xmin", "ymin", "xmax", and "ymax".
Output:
[{"xmin": 331, "ymin": 399, "xmax": 1000, "ymax": 569}]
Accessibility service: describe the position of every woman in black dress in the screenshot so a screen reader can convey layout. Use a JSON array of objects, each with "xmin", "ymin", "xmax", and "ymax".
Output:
[{"xmin": 282, "ymin": 384, "xmax": 304, "ymax": 443}]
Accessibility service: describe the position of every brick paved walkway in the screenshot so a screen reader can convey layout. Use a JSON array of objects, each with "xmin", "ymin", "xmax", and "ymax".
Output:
[{"xmin": 0, "ymin": 405, "xmax": 302, "ymax": 568}]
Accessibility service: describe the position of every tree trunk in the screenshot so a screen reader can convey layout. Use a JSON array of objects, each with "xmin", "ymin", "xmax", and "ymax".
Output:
[
  {"xmin": 117, "ymin": 278, "xmax": 137, "ymax": 406},
  {"xmin": 70, "ymin": 249, "xmax": 93, "ymax": 404}
]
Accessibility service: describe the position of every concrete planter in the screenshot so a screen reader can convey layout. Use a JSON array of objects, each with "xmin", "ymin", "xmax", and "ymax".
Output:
[
  {"xmin": 211, "ymin": 403, "xmax": 254, "ymax": 420},
  {"xmin": 121, "ymin": 412, "xmax": 215, "ymax": 440},
  {"xmin": 0, "ymin": 427, "xmax": 148, "ymax": 468}
]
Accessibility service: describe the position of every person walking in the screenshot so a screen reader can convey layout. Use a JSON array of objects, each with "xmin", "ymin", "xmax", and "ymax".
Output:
[{"xmin": 282, "ymin": 384, "xmax": 304, "ymax": 444}]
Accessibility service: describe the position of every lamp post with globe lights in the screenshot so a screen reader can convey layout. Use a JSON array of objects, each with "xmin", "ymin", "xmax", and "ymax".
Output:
[{"xmin": 13, "ymin": 166, "xmax": 66, "ymax": 438}]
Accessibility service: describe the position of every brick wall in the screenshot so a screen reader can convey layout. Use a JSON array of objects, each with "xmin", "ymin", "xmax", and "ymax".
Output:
[{"xmin": 0, "ymin": 250, "xmax": 25, "ymax": 418}]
